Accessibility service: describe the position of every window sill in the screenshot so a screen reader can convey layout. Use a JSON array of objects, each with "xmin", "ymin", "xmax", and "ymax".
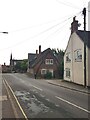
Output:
[
  {"xmin": 75, "ymin": 60, "xmax": 82, "ymax": 62},
  {"xmin": 66, "ymin": 76, "xmax": 70, "ymax": 78},
  {"xmin": 66, "ymin": 61, "xmax": 71, "ymax": 63}
]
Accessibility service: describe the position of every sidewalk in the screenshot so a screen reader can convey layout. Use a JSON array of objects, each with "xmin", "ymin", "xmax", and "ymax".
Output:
[
  {"xmin": 47, "ymin": 79, "xmax": 90, "ymax": 94},
  {"xmin": 2, "ymin": 80, "xmax": 15, "ymax": 118}
]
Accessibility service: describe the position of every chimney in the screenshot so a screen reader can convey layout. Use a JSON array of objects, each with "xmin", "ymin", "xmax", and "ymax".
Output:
[
  {"xmin": 36, "ymin": 50, "xmax": 38, "ymax": 55},
  {"xmin": 71, "ymin": 16, "xmax": 78, "ymax": 34},
  {"xmin": 39, "ymin": 45, "xmax": 41, "ymax": 54}
]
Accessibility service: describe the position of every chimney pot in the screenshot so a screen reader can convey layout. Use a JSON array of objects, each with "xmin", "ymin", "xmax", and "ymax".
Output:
[{"xmin": 36, "ymin": 50, "xmax": 38, "ymax": 55}]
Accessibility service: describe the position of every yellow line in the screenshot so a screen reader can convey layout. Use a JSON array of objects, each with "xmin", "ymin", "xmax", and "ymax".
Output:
[
  {"xmin": 3, "ymin": 80, "xmax": 19, "ymax": 118},
  {"xmin": 4, "ymin": 79, "xmax": 28, "ymax": 120}
]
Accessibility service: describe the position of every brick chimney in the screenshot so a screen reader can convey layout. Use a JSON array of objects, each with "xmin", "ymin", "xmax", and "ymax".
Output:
[
  {"xmin": 36, "ymin": 50, "xmax": 38, "ymax": 55},
  {"xmin": 71, "ymin": 16, "xmax": 78, "ymax": 34},
  {"xmin": 39, "ymin": 45, "xmax": 41, "ymax": 54}
]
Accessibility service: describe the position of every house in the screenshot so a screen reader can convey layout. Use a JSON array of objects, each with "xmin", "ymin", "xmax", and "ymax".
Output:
[
  {"xmin": 2, "ymin": 63, "xmax": 11, "ymax": 73},
  {"xmin": 27, "ymin": 45, "xmax": 63, "ymax": 79},
  {"xmin": 64, "ymin": 16, "xmax": 90, "ymax": 87}
]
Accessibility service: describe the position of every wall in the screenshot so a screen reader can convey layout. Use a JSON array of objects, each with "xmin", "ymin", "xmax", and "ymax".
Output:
[
  {"xmin": 64, "ymin": 35, "xmax": 73, "ymax": 81},
  {"xmin": 72, "ymin": 33, "xmax": 84, "ymax": 85},
  {"xmin": 64, "ymin": 32, "xmax": 84, "ymax": 85}
]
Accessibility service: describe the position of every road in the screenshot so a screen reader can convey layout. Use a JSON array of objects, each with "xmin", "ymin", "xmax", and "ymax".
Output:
[{"xmin": 2, "ymin": 73, "xmax": 89, "ymax": 119}]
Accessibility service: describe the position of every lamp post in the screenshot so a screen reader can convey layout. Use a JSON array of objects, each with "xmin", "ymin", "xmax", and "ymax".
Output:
[{"xmin": 0, "ymin": 32, "xmax": 8, "ymax": 34}]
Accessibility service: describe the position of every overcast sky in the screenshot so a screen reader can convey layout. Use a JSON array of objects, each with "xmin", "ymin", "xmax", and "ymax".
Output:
[{"xmin": 0, "ymin": 0, "xmax": 90, "ymax": 65}]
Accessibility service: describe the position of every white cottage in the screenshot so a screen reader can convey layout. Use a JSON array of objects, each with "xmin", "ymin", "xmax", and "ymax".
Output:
[{"xmin": 64, "ymin": 17, "xmax": 90, "ymax": 87}]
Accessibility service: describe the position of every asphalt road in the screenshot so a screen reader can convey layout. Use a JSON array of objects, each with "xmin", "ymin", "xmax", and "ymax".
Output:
[{"xmin": 2, "ymin": 73, "xmax": 89, "ymax": 119}]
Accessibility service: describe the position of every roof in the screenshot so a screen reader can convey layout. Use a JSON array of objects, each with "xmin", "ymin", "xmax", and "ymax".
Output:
[
  {"xmin": 28, "ymin": 48, "xmax": 60, "ymax": 68},
  {"xmin": 76, "ymin": 30, "xmax": 90, "ymax": 48},
  {"xmin": 65, "ymin": 30, "xmax": 90, "ymax": 54},
  {"xmin": 28, "ymin": 53, "xmax": 36, "ymax": 61}
]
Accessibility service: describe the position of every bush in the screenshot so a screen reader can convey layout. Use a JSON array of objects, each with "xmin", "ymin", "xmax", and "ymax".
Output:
[{"xmin": 44, "ymin": 71, "xmax": 52, "ymax": 79}]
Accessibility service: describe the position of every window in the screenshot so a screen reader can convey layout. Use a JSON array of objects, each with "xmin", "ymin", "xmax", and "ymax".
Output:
[
  {"xmin": 45, "ymin": 59, "xmax": 53, "ymax": 65},
  {"xmin": 66, "ymin": 53, "xmax": 71, "ymax": 62},
  {"xmin": 41, "ymin": 69, "xmax": 46, "ymax": 74},
  {"xmin": 74, "ymin": 49, "xmax": 82, "ymax": 62},
  {"xmin": 66, "ymin": 68, "xmax": 70, "ymax": 78}
]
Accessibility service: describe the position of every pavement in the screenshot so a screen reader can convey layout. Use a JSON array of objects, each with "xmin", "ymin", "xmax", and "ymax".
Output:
[
  {"xmin": 2, "ymin": 79, "xmax": 15, "ymax": 118},
  {"xmin": 47, "ymin": 79, "xmax": 90, "ymax": 94}
]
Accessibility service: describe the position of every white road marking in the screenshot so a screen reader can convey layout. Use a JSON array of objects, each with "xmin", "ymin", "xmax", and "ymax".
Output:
[
  {"xmin": 32, "ymin": 85, "xmax": 43, "ymax": 91},
  {"xmin": 56, "ymin": 96, "xmax": 90, "ymax": 113}
]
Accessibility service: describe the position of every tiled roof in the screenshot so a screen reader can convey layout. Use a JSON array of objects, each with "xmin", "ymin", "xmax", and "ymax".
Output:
[
  {"xmin": 31, "ymin": 48, "xmax": 52, "ymax": 67},
  {"xmin": 76, "ymin": 30, "xmax": 90, "ymax": 48},
  {"xmin": 28, "ymin": 48, "xmax": 60, "ymax": 68},
  {"xmin": 28, "ymin": 53, "xmax": 36, "ymax": 60}
]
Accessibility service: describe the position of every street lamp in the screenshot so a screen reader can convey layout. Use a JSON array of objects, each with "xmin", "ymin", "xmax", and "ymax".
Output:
[{"xmin": 0, "ymin": 32, "xmax": 8, "ymax": 34}]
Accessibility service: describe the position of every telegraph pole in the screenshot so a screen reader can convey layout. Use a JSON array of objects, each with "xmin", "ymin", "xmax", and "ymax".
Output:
[{"xmin": 82, "ymin": 7, "xmax": 86, "ymax": 87}]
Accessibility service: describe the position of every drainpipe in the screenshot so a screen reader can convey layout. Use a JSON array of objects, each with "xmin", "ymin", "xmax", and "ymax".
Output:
[{"xmin": 83, "ymin": 8, "xmax": 87, "ymax": 87}]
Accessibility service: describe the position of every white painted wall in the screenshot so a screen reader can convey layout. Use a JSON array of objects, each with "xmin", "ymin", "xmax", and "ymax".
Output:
[
  {"xmin": 72, "ymin": 33, "xmax": 84, "ymax": 85},
  {"xmin": 64, "ymin": 35, "xmax": 72, "ymax": 82},
  {"xmin": 64, "ymin": 32, "xmax": 84, "ymax": 85}
]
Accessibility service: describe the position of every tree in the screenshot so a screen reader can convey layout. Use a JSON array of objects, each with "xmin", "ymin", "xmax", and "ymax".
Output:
[
  {"xmin": 14, "ymin": 59, "xmax": 28, "ymax": 73},
  {"xmin": 14, "ymin": 61, "xmax": 21, "ymax": 72},
  {"xmin": 52, "ymin": 48, "xmax": 64, "ymax": 79},
  {"xmin": 20, "ymin": 60, "xmax": 28, "ymax": 72}
]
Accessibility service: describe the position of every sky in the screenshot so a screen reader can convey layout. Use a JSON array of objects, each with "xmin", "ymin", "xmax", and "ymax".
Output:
[{"xmin": 0, "ymin": 0, "xmax": 90, "ymax": 65}]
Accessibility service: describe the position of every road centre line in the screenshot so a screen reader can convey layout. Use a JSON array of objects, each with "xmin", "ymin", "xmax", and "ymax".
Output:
[
  {"xmin": 10, "ymin": 75, "xmax": 42, "ymax": 91},
  {"xmin": 31, "ymin": 85, "xmax": 43, "ymax": 91},
  {"xmin": 56, "ymin": 96, "xmax": 90, "ymax": 114},
  {"xmin": 4, "ymin": 79, "xmax": 28, "ymax": 120}
]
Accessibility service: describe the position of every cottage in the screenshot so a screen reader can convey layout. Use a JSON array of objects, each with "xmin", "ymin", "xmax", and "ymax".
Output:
[
  {"xmin": 64, "ymin": 17, "xmax": 90, "ymax": 86},
  {"xmin": 27, "ymin": 45, "xmax": 62, "ymax": 79}
]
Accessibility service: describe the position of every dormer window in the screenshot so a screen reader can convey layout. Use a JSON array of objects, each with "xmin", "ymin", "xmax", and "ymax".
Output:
[{"xmin": 45, "ymin": 59, "xmax": 53, "ymax": 65}]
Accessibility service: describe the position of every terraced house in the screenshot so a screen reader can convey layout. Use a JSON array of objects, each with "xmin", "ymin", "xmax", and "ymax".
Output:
[{"xmin": 64, "ymin": 16, "xmax": 90, "ymax": 87}]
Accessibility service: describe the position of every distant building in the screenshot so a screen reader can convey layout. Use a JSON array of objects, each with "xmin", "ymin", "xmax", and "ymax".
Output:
[
  {"xmin": 2, "ymin": 63, "xmax": 10, "ymax": 73},
  {"xmin": 10, "ymin": 53, "xmax": 25, "ymax": 72},
  {"xmin": 27, "ymin": 45, "xmax": 63, "ymax": 79},
  {"xmin": 64, "ymin": 17, "xmax": 90, "ymax": 86}
]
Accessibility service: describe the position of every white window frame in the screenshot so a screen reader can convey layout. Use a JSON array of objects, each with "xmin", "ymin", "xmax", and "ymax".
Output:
[
  {"xmin": 41, "ymin": 69, "xmax": 47, "ymax": 74},
  {"xmin": 45, "ymin": 59, "xmax": 53, "ymax": 65},
  {"xmin": 74, "ymin": 49, "xmax": 82, "ymax": 62},
  {"xmin": 66, "ymin": 53, "xmax": 71, "ymax": 62},
  {"xmin": 66, "ymin": 68, "xmax": 70, "ymax": 78}
]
